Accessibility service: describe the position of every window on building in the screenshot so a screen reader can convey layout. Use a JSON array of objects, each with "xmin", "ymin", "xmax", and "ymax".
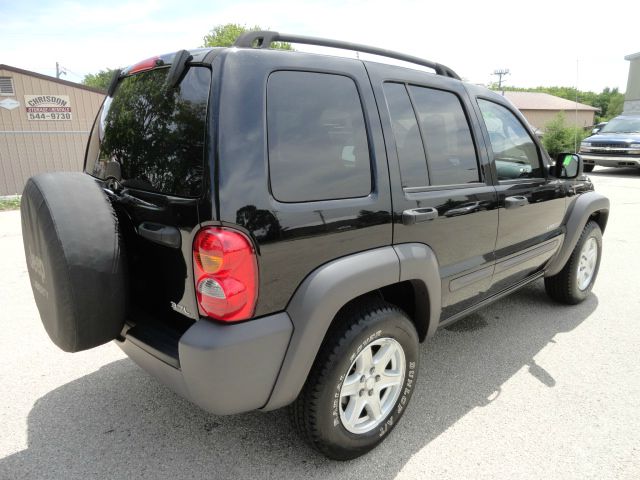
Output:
[
  {"xmin": 0, "ymin": 77, "xmax": 15, "ymax": 96},
  {"xmin": 267, "ymin": 71, "xmax": 372, "ymax": 203}
]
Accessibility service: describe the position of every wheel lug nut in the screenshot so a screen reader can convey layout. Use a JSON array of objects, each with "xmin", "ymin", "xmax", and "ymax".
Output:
[
  {"xmin": 359, "ymin": 389, "xmax": 365, "ymax": 397},
  {"xmin": 370, "ymin": 367, "xmax": 375, "ymax": 375},
  {"xmin": 375, "ymin": 375, "xmax": 381, "ymax": 382},
  {"xmin": 368, "ymin": 389, "xmax": 374, "ymax": 396},
  {"xmin": 360, "ymin": 375, "xmax": 366, "ymax": 383}
]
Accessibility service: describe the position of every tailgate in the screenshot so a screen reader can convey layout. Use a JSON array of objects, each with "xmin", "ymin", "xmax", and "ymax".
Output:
[{"xmin": 84, "ymin": 60, "xmax": 213, "ymax": 325}]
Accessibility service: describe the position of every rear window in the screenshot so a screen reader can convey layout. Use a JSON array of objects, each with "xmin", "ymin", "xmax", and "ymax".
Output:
[{"xmin": 85, "ymin": 66, "xmax": 211, "ymax": 197}]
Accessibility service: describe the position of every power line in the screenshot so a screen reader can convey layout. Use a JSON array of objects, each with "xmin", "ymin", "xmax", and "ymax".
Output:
[
  {"xmin": 55, "ymin": 62, "xmax": 66, "ymax": 79},
  {"xmin": 55, "ymin": 63, "xmax": 85, "ymax": 80},
  {"xmin": 61, "ymin": 67, "xmax": 85, "ymax": 79},
  {"xmin": 492, "ymin": 68, "xmax": 510, "ymax": 89}
]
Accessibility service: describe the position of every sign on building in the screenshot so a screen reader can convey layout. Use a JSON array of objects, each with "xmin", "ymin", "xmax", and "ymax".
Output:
[
  {"xmin": 0, "ymin": 98, "xmax": 20, "ymax": 110},
  {"xmin": 24, "ymin": 95, "xmax": 72, "ymax": 120}
]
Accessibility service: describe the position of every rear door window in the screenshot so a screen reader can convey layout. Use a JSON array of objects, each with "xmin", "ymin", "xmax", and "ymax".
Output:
[
  {"xmin": 266, "ymin": 71, "xmax": 372, "ymax": 203},
  {"xmin": 86, "ymin": 66, "xmax": 211, "ymax": 197},
  {"xmin": 408, "ymin": 86, "xmax": 480, "ymax": 186},
  {"xmin": 383, "ymin": 82, "xmax": 429, "ymax": 188}
]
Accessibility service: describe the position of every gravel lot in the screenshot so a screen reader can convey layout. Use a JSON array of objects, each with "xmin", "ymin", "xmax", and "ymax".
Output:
[{"xmin": 1, "ymin": 167, "xmax": 639, "ymax": 480}]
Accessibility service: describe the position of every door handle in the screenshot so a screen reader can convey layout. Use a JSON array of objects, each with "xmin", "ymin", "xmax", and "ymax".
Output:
[
  {"xmin": 505, "ymin": 196, "xmax": 529, "ymax": 209},
  {"xmin": 402, "ymin": 207, "xmax": 438, "ymax": 225},
  {"xmin": 138, "ymin": 222, "xmax": 181, "ymax": 248}
]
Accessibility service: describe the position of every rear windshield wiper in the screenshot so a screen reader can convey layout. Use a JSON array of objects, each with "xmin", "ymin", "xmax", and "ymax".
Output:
[{"xmin": 104, "ymin": 187, "xmax": 161, "ymax": 210}]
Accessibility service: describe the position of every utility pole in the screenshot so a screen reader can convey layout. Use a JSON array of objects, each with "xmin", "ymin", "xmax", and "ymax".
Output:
[
  {"xmin": 492, "ymin": 68, "xmax": 510, "ymax": 89},
  {"xmin": 56, "ymin": 62, "xmax": 66, "ymax": 79}
]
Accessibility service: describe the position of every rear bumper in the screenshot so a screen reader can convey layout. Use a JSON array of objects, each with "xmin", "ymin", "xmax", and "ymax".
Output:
[
  {"xmin": 116, "ymin": 312, "xmax": 293, "ymax": 415},
  {"xmin": 581, "ymin": 154, "xmax": 640, "ymax": 167}
]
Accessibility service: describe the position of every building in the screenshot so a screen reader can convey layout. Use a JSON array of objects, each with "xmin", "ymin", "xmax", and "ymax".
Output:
[
  {"xmin": 500, "ymin": 91, "xmax": 598, "ymax": 134},
  {"xmin": 0, "ymin": 65, "xmax": 105, "ymax": 196},
  {"xmin": 624, "ymin": 52, "xmax": 640, "ymax": 114}
]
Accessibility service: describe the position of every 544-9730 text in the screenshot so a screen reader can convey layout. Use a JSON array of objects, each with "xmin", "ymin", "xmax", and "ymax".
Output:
[{"xmin": 27, "ymin": 112, "xmax": 72, "ymax": 121}]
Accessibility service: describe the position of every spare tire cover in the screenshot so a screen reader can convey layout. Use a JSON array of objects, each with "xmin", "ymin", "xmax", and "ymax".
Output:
[{"xmin": 21, "ymin": 172, "xmax": 127, "ymax": 352}]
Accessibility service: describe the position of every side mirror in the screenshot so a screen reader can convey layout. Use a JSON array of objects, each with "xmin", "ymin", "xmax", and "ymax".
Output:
[{"xmin": 553, "ymin": 153, "xmax": 583, "ymax": 179}]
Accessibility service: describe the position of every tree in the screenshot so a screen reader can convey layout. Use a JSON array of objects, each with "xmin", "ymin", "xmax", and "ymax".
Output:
[
  {"xmin": 99, "ymin": 69, "xmax": 207, "ymax": 196},
  {"xmin": 499, "ymin": 85, "xmax": 625, "ymax": 122},
  {"xmin": 82, "ymin": 69, "xmax": 118, "ymax": 91},
  {"xmin": 606, "ymin": 94, "xmax": 624, "ymax": 119},
  {"xmin": 202, "ymin": 23, "xmax": 292, "ymax": 49},
  {"xmin": 542, "ymin": 114, "xmax": 568, "ymax": 157},
  {"xmin": 542, "ymin": 113, "xmax": 587, "ymax": 157}
]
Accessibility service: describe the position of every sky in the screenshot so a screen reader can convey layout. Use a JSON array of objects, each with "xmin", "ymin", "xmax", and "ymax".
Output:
[{"xmin": 1, "ymin": 0, "xmax": 638, "ymax": 92}]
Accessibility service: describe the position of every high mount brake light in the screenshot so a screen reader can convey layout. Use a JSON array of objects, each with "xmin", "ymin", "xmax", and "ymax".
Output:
[
  {"xmin": 193, "ymin": 227, "xmax": 258, "ymax": 322},
  {"xmin": 129, "ymin": 56, "xmax": 162, "ymax": 74}
]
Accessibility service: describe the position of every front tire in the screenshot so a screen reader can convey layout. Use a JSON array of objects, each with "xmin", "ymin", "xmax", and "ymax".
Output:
[
  {"xmin": 545, "ymin": 220, "xmax": 602, "ymax": 304},
  {"xmin": 291, "ymin": 300, "xmax": 419, "ymax": 460}
]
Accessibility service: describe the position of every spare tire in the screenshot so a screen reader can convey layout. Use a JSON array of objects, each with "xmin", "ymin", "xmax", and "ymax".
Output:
[{"xmin": 21, "ymin": 172, "xmax": 127, "ymax": 352}]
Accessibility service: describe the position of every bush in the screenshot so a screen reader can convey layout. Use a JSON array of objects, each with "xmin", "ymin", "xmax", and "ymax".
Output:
[
  {"xmin": 542, "ymin": 113, "xmax": 588, "ymax": 158},
  {"xmin": 0, "ymin": 196, "xmax": 20, "ymax": 211}
]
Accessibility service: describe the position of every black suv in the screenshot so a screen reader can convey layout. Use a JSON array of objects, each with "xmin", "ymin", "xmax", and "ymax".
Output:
[{"xmin": 21, "ymin": 32, "xmax": 610, "ymax": 460}]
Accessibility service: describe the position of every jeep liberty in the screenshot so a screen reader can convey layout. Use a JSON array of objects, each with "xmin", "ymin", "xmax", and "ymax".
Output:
[{"xmin": 21, "ymin": 32, "xmax": 610, "ymax": 460}]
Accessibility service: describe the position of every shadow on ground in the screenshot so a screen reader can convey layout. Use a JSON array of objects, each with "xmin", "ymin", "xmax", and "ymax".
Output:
[{"xmin": 1, "ymin": 281, "xmax": 597, "ymax": 479}]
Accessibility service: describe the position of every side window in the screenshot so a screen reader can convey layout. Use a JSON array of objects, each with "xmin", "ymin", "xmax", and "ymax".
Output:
[
  {"xmin": 383, "ymin": 83, "xmax": 429, "ymax": 188},
  {"xmin": 477, "ymin": 99, "xmax": 542, "ymax": 180},
  {"xmin": 267, "ymin": 71, "xmax": 372, "ymax": 203},
  {"xmin": 409, "ymin": 86, "xmax": 480, "ymax": 186}
]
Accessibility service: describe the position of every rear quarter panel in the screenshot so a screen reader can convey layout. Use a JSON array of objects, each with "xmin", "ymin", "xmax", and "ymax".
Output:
[{"xmin": 213, "ymin": 49, "xmax": 393, "ymax": 316}]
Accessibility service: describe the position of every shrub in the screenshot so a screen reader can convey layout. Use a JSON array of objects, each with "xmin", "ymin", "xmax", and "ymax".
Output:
[
  {"xmin": 0, "ymin": 196, "xmax": 20, "ymax": 211},
  {"xmin": 542, "ymin": 113, "xmax": 588, "ymax": 158}
]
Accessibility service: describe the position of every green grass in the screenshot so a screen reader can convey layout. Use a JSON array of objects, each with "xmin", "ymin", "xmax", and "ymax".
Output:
[{"xmin": 0, "ymin": 197, "xmax": 21, "ymax": 211}]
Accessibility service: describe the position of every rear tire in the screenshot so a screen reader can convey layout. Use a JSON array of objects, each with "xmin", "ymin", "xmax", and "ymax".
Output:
[
  {"xmin": 291, "ymin": 300, "xmax": 419, "ymax": 460},
  {"xmin": 583, "ymin": 164, "xmax": 595, "ymax": 173},
  {"xmin": 545, "ymin": 221, "xmax": 602, "ymax": 304}
]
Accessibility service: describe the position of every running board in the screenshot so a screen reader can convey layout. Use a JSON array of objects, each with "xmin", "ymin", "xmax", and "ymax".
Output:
[{"xmin": 438, "ymin": 271, "xmax": 545, "ymax": 329}]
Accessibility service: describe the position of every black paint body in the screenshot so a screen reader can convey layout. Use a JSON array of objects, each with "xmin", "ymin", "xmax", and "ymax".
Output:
[
  {"xmin": 77, "ymin": 44, "xmax": 608, "ymax": 417},
  {"xmin": 87, "ymin": 47, "xmax": 592, "ymax": 326},
  {"xmin": 209, "ymin": 50, "xmax": 583, "ymax": 320}
]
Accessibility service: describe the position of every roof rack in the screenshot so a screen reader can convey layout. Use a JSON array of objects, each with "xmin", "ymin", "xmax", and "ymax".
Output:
[{"xmin": 233, "ymin": 31, "xmax": 461, "ymax": 81}]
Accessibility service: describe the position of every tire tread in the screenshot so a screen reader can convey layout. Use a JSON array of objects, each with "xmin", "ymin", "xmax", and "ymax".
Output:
[
  {"xmin": 290, "ymin": 298, "xmax": 405, "ymax": 459},
  {"xmin": 545, "ymin": 220, "xmax": 601, "ymax": 304}
]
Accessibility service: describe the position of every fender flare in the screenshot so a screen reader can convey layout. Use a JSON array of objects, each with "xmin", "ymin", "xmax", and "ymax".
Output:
[
  {"xmin": 262, "ymin": 243, "xmax": 441, "ymax": 411},
  {"xmin": 394, "ymin": 243, "xmax": 442, "ymax": 338},
  {"xmin": 545, "ymin": 191, "xmax": 610, "ymax": 277}
]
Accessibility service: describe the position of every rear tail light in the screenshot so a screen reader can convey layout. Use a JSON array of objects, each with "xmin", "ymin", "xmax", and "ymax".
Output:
[{"xmin": 192, "ymin": 227, "xmax": 258, "ymax": 322}]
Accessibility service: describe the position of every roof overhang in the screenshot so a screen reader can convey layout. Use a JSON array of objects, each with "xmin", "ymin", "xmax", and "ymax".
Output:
[
  {"xmin": 0, "ymin": 64, "xmax": 106, "ymax": 94},
  {"xmin": 625, "ymin": 52, "xmax": 640, "ymax": 61}
]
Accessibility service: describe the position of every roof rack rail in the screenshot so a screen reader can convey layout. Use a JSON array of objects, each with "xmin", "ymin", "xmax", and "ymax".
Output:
[{"xmin": 233, "ymin": 31, "xmax": 461, "ymax": 81}]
